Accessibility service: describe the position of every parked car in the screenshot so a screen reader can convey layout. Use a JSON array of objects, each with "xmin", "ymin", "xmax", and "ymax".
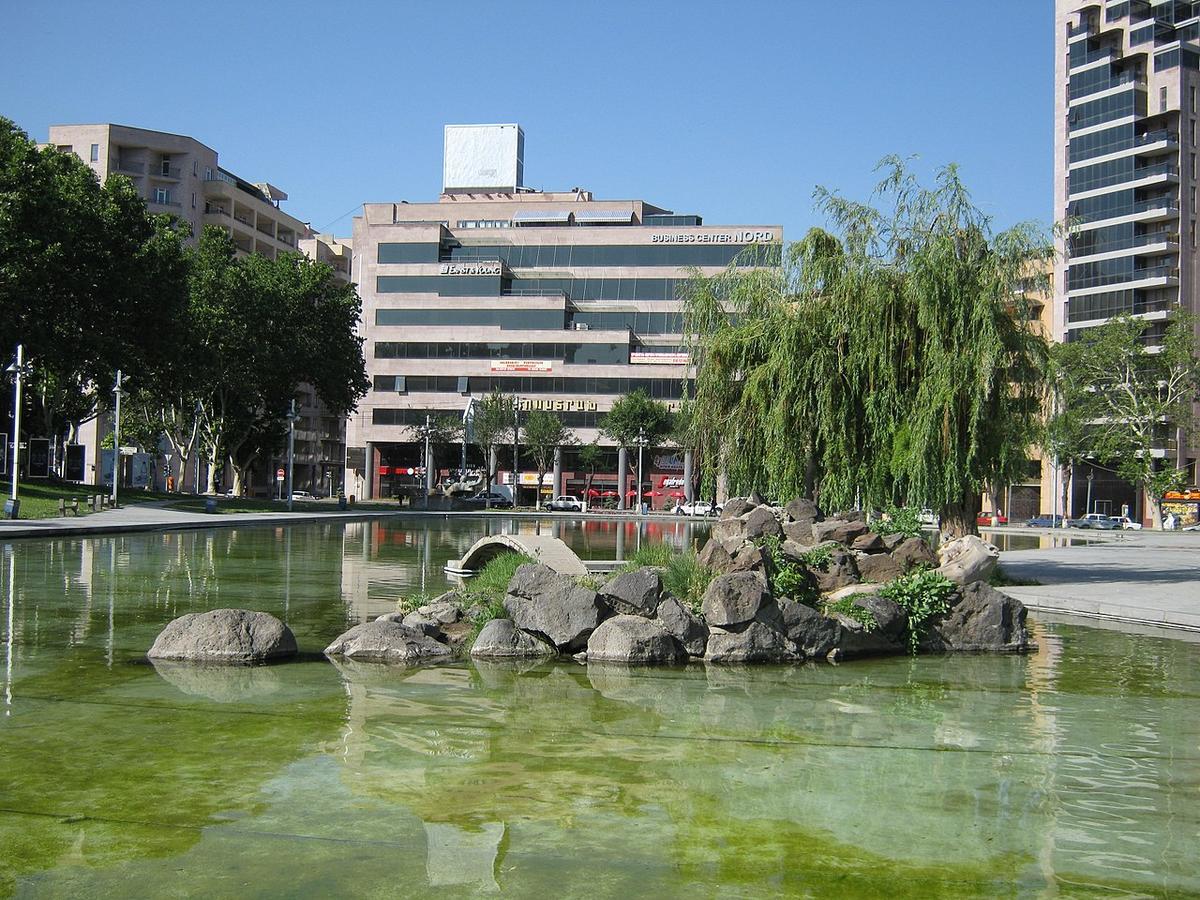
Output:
[
  {"xmin": 976, "ymin": 511, "xmax": 1008, "ymax": 526},
  {"xmin": 290, "ymin": 491, "xmax": 316, "ymax": 501},
  {"xmin": 547, "ymin": 495, "xmax": 584, "ymax": 512},
  {"xmin": 677, "ymin": 500, "xmax": 715, "ymax": 517},
  {"xmin": 1071, "ymin": 513, "xmax": 1118, "ymax": 529},
  {"xmin": 463, "ymin": 491, "xmax": 513, "ymax": 509},
  {"xmin": 1108, "ymin": 515, "xmax": 1143, "ymax": 530},
  {"xmin": 918, "ymin": 508, "xmax": 939, "ymax": 528},
  {"xmin": 1025, "ymin": 514, "xmax": 1066, "ymax": 528}
]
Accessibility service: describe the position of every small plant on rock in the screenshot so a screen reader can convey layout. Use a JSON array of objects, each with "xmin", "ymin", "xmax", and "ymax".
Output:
[
  {"xmin": 879, "ymin": 569, "xmax": 957, "ymax": 654},
  {"xmin": 869, "ymin": 506, "xmax": 923, "ymax": 539},
  {"xmin": 395, "ymin": 591, "xmax": 432, "ymax": 616},
  {"xmin": 822, "ymin": 596, "xmax": 879, "ymax": 632},
  {"xmin": 754, "ymin": 535, "xmax": 819, "ymax": 607},
  {"xmin": 663, "ymin": 547, "xmax": 716, "ymax": 615},
  {"xmin": 801, "ymin": 545, "xmax": 833, "ymax": 569},
  {"xmin": 461, "ymin": 552, "xmax": 534, "ymax": 636}
]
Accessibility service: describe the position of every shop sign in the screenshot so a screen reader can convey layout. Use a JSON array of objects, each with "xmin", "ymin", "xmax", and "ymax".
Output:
[
  {"xmin": 630, "ymin": 352, "xmax": 689, "ymax": 365},
  {"xmin": 654, "ymin": 453, "xmax": 685, "ymax": 472},
  {"xmin": 650, "ymin": 230, "xmax": 776, "ymax": 244},
  {"xmin": 518, "ymin": 398, "xmax": 598, "ymax": 412},
  {"xmin": 501, "ymin": 472, "xmax": 553, "ymax": 485},
  {"xmin": 659, "ymin": 476, "xmax": 685, "ymax": 488},
  {"xmin": 492, "ymin": 360, "xmax": 552, "ymax": 373}
]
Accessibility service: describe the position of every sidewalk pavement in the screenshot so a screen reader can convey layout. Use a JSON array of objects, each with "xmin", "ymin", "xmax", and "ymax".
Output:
[{"xmin": 999, "ymin": 531, "xmax": 1200, "ymax": 632}]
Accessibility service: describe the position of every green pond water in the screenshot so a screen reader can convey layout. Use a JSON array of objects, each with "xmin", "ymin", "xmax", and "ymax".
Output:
[{"xmin": 1, "ymin": 517, "xmax": 1198, "ymax": 897}]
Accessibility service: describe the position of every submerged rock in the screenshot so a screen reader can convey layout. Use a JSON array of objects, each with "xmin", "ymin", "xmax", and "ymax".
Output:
[
  {"xmin": 704, "ymin": 620, "xmax": 800, "ymax": 664},
  {"xmin": 586, "ymin": 615, "xmax": 688, "ymax": 664},
  {"xmin": 923, "ymin": 583, "xmax": 1033, "ymax": 652},
  {"xmin": 147, "ymin": 609, "xmax": 297, "ymax": 664},
  {"xmin": 470, "ymin": 618, "xmax": 557, "ymax": 659},
  {"xmin": 778, "ymin": 599, "xmax": 841, "ymax": 660},
  {"xmin": 324, "ymin": 621, "xmax": 453, "ymax": 663}
]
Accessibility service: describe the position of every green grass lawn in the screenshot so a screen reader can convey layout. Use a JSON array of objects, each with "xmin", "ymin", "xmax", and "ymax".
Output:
[{"xmin": 5, "ymin": 481, "xmax": 177, "ymax": 520}]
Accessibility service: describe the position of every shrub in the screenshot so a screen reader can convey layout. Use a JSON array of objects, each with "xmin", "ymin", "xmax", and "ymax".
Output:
[
  {"xmin": 461, "ymin": 552, "xmax": 533, "ymax": 635},
  {"xmin": 800, "ymin": 545, "xmax": 833, "ymax": 569},
  {"xmin": 869, "ymin": 506, "xmax": 923, "ymax": 539},
  {"xmin": 822, "ymin": 596, "xmax": 879, "ymax": 631},
  {"xmin": 753, "ymin": 534, "xmax": 819, "ymax": 606},
  {"xmin": 395, "ymin": 591, "xmax": 431, "ymax": 616},
  {"xmin": 879, "ymin": 569, "xmax": 957, "ymax": 654},
  {"xmin": 616, "ymin": 543, "xmax": 675, "ymax": 573},
  {"xmin": 663, "ymin": 550, "xmax": 716, "ymax": 615}
]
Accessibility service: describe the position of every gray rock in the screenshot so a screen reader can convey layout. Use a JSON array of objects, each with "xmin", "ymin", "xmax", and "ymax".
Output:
[
  {"xmin": 744, "ymin": 505, "xmax": 783, "ymax": 540},
  {"xmin": 813, "ymin": 518, "xmax": 868, "ymax": 545},
  {"xmin": 697, "ymin": 538, "xmax": 734, "ymax": 573},
  {"xmin": 850, "ymin": 531, "xmax": 887, "ymax": 553},
  {"xmin": 923, "ymin": 583, "xmax": 1033, "ymax": 652},
  {"xmin": 147, "ymin": 609, "xmax": 297, "ymax": 664},
  {"xmin": 656, "ymin": 596, "xmax": 708, "ymax": 656},
  {"xmin": 852, "ymin": 595, "xmax": 907, "ymax": 643},
  {"xmin": 824, "ymin": 583, "xmax": 883, "ymax": 602},
  {"xmin": 700, "ymin": 571, "xmax": 771, "ymax": 628},
  {"xmin": 857, "ymin": 552, "xmax": 904, "ymax": 583},
  {"xmin": 400, "ymin": 612, "xmax": 445, "ymax": 640},
  {"xmin": 504, "ymin": 563, "xmax": 611, "ymax": 652},
  {"xmin": 880, "ymin": 532, "xmax": 908, "ymax": 551},
  {"xmin": 324, "ymin": 621, "xmax": 454, "ymax": 663},
  {"xmin": 704, "ymin": 620, "xmax": 800, "ymax": 664},
  {"xmin": 470, "ymin": 618, "xmax": 557, "ymax": 659},
  {"xmin": 599, "ymin": 568, "xmax": 662, "ymax": 617},
  {"xmin": 374, "ymin": 611, "xmax": 407, "ymax": 624},
  {"xmin": 935, "ymin": 535, "xmax": 1000, "ymax": 585},
  {"xmin": 782, "ymin": 521, "xmax": 816, "ymax": 546},
  {"xmin": 811, "ymin": 549, "xmax": 860, "ymax": 594},
  {"xmin": 416, "ymin": 601, "xmax": 462, "ymax": 625},
  {"xmin": 587, "ymin": 615, "xmax": 688, "ymax": 664},
  {"xmin": 778, "ymin": 599, "xmax": 840, "ymax": 659},
  {"xmin": 720, "ymin": 497, "xmax": 755, "ymax": 519},
  {"xmin": 712, "ymin": 517, "xmax": 748, "ymax": 544},
  {"xmin": 780, "ymin": 537, "xmax": 813, "ymax": 561},
  {"xmin": 727, "ymin": 543, "xmax": 768, "ymax": 574},
  {"xmin": 783, "ymin": 498, "xmax": 820, "ymax": 523},
  {"xmin": 892, "ymin": 537, "xmax": 938, "ymax": 571}
]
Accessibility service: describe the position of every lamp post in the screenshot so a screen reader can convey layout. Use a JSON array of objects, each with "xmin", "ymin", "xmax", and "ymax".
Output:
[
  {"xmin": 422, "ymin": 414, "xmax": 434, "ymax": 509},
  {"xmin": 193, "ymin": 400, "xmax": 204, "ymax": 495},
  {"xmin": 4, "ymin": 345, "xmax": 27, "ymax": 519},
  {"xmin": 1086, "ymin": 466, "xmax": 1095, "ymax": 517},
  {"xmin": 512, "ymin": 402, "xmax": 520, "ymax": 507},
  {"xmin": 636, "ymin": 426, "xmax": 646, "ymax": 518},
  {"xmin": 285, "ymin": 399, "xmax": 299, "ymax": 511},
  {"xmin": 110, "ymin": 370, "xmax": 123, "ymax": 507}
]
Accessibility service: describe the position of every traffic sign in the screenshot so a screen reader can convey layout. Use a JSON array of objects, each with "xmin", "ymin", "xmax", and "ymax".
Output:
[{"xmin": 276, "ymin": 468, "xmax": 285, "ymax": 482}]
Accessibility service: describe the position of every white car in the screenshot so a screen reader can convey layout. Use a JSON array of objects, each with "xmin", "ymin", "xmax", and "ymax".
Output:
[
  {"xmin": 1108, "ymin": 515, "xmax": 1143, "ymax": 530},
  {"xmin": 290, "ymin": 491, "xmax": 316, "ymax": 501},
  {"xmin": 547, "ymin": 495, "xmax": 584, "ymax": 512},
  {"xmin": 677, "ymin": 500, "xmax": 714, "ymax": 517}
]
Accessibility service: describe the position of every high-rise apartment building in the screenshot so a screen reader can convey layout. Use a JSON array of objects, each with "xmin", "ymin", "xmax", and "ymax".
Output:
[
  {"xmin": 346, "ymin": 125, "xmax": 781, "ymax": 506},
  {"xmin": 1055, "ymin": 1, "xmax": 1199, "ymax": 519}
]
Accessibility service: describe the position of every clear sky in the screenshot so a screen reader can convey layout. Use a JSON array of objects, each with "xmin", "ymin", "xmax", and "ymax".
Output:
[{"xmin": 1, "ymin": 0, "xmax": 1053, "ymax": 241}]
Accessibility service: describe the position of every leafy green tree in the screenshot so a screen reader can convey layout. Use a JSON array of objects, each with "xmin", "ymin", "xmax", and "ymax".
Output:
[
  {"xmin": 577, "ymin": 440, "xmax": 606, "ymax": 505},
  {"xmin": 1049, "ymin": 314, "xmax": 1200, "ymax": 528},
  {"xmin": 471, "ymin": 391, "xmax": 516, "ymax": 500},
  {"xmin": 602, "ymin": 390, "xmax": 675, "ymax": 506},
  {"xmin": 522, "ymin": 410, "xmax": 574, "ymax": 509},
  {"xmin": 682, "ymin": 158, "xmax": 1052, "ymax": 536}
]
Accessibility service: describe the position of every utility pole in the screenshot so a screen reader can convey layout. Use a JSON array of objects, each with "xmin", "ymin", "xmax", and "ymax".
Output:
[
  {"xmin": 512, "ymin": 402, "xmax": 519, "ymax": 507},
  {"xmin": 286, "ymin": 399, "xmax": 298, "ymax": 511},
  {"xmin": 5, "ymin": 345, "xmax": 25, "ymax": 518},
  {"xmin": 110, "ymin": 370, "xmax": 122, "ymax": 507}
]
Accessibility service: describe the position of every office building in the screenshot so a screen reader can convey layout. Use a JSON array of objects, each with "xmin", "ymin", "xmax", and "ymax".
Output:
[
  {"xmin": 346, "ymin": 124, "xmax": 781, "ymax": 506},
  {"xmin": 1055, "ymin": 1, "xmax": 1200, "ymax": 520}
]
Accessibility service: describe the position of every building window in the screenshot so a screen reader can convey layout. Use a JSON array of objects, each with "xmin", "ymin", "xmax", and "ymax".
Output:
[
  {"xmin": 1192, "ymin": 221, "xmax": 1196, "ymax": 248},
  {"xmin": 205, "ymin": 167, "xmax": 212, "ymax": 180},
  {"xmin": 1192, "ymin": 153, "xmax": 1196, "ymax": 179},
  {"xmin": 89, "ymin": 143, "xmax": 99, "ymax": 162},
  {"xmin": 191, "ymin": 192, "xmax": 196, "ymax": 209},
  {"xmin": 1193, "ymin": 119, "xmax": 1197, "ymax": 147},
  {"xmin": 154, "ymin": 188, "xmax": 170, "ymax": 205},
  {"xmin": 161, "ymin": 155, "xmax": 171, "ymax": 176},
  {"xmin": 1192, "ymin": 86, "xmax": 1197, "ymax": 113},
  {"xmin": 192, "ymin": 160, "xmax": 197, "ymax": 176},
  {"xmin": 1161, "ymin": 86, "xmax": 1169, "ymax": 113}
]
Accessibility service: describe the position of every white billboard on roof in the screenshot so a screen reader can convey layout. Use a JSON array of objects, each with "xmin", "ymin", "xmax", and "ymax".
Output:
[{"xmin": 443, "ymin": 124, "xmax": 524, "ymax": 193}]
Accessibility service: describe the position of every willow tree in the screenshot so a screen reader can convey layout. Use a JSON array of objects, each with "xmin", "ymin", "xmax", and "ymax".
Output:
[{"xmin": 682, "ymin": 158, "xmax": 1052, "ymax": 536}]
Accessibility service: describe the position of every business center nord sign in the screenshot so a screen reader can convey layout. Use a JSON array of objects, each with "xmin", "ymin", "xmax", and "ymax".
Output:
[{"xmin": 649, "ymin": 231, "xmax": 775, "ymax": 244}]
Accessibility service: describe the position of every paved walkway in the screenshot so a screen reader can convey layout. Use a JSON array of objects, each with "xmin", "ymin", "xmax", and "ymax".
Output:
[{"xmin": 999, "ymin": 531, "xmax": 1200, "ymax": 632}]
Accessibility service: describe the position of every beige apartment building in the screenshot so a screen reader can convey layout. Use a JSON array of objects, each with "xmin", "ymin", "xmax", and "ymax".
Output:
[
  {"xmin": 47, "ymin": 123, "xmax": 347, "ymax": 495},
  {"xmin": 346, "ymin": 124, "xmax": 781, "ymax": 507},
  {"xmin": 1054, "ymin": 1, "xmax": 1200, "ymax": 523}
]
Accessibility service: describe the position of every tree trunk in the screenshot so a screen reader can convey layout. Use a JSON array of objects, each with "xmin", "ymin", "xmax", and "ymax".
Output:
[
  {"xmin": 1147, "ymin": 491, "xmax": 1163, "ymax": 530},
  {"xmin": 536, "ymin": 466, "xmax": 546, "ymax": 509},
  {"xmin": 940, "ymin": 489, "xmax": 980, "ymax": 538}
]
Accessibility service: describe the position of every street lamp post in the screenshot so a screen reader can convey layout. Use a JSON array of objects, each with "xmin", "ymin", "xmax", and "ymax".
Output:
[
  {"xmin": 110, "ymin": 370, "xmax": 123, "ymax": 507},
  {"xmin": 193, "ymin": 400, "xmax": 204, "ymax": 495},
  {"xmin": 1086, "ymin": 467, "xmax": 1095, "ymax": 517},
  {"xmin": 286, "ymin": 399, "xmax": 298, "ymax": 511},
  {"xmin": 512, "ymin": 403, "xmax": 520, "ymax": 507},
  {"xmin": 423, "ymin": 414, "xmax": 434, "ymax": 510},
  {"xmin": 5, "ymin": 345, "xmax": 27, "ymax": 519}
]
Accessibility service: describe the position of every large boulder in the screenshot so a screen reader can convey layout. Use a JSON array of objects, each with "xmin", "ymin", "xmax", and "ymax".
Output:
[
  {"xmin": 850, "ymin": 532, "xmax": 887, "ymax": 553},
  {"xmin": 416, "ymin": 600, "xmax": 462, "ymax": 625},
  {"xmin": 701, "ymin": 571, "xmax": 772, "ymax": 628},
  {"xmin": 504, "ymin": 563, "xmax": 611, "ymax": 652},
  {"xmin": 783, "ymin": 497, "xmax": 821, "ymax": 524},
  {"xmin": 470, "ymin": 618, "xmax": 557, "ymax": 659},
  {"xmin": 712, "ymin": 517, "xmax": 748, "ymax": 544},
  {"xmin": 721, "ymin": 497, "xmax": 756, "ymax": 519},
  {"xmin": 656, "ymin": 596, "xmax": 708, "ymax": 656},
  {"xmin": 892, "ymin": 537, "xmax": 938, "ymax": 571},
  {"xmin": 782, "ymin": 521, "xmax": 816, "ymax": 546},
  {"xmin": 324, "ymin": 621, "xmax": 454, "ymax": 663},
  {"xmin": 851, "ymin": 596, "xmax": 907, "ymax": 644},
  {"xmin": 744, "ymin": 505, "xmax": 783, "ymax": 541},
  {"xmin": 857, "ymin": 552, "xmax": 904, "ymax": 584},
  {"xmin": 705, "ymin": 621, "xmax": 799, "ymax": 664},
  {"xmin": 697, "ymin": 539, "xmax": 734, "ymax": 574},
  {"xmin": 587, "ymin": 615, "xmax": 688, "ymax": 664},
  {"xmin": 922, "ymin": 583, "xmax": 1033, "ymax": 652},
  {"xmin": 810, "ymin": 549, "xmax": 860, "ymax": 594},
  {"xmin": 778, "ymin": 599, "xmax": 840, "ymax": 659},
  {"xmin": 397, "ymin": 612, "xmax": 445, "ymax": 641},
  {"xmin": 813, "ymin": 518, "xmax": 868, "ymax": 545},
  {"xmin": 830, "ymin": 597, "xmax": 906, "ymax": 659},
  {"xmin": 727, "ymin": 543, "xmax": 768, "ymax": 574},
  {"xmin": 148, "ymin": 609, "xmax": 297, "ymax": 664},
  {"xmin": 599, "ymin": 568, "xmax": 662, "ymax": 617},
  {"xmin": 936, "ymin": 535, "xmax": 1000, "ymax": 585}
]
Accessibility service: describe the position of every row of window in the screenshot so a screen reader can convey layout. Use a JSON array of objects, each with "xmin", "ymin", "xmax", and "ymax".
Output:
[
  {"xmin": 1069, "ymin": 156, "xmax": 1137, "ymax": 194},
  {"xmin": 1066, "ymin": 289, "xmax": 1174, "ymax": 323},
  {"xmin": 440, "ymin": 242, "xmax": 776, "ymax": 269},
  {"xmin": 1069, "ymin": 64, "xmax": 1141, "ymax": 102},
  {"xmin": 375, "ymin": 275, "xmax": 686, "ymax": 302},
  {"xmin": 372, "ymin": 307, "xmax": 687, "ymax": 334},
  {"xmin": 373, "ymin": 407, "xmax": 606, "ymax": 429},
  {"xmin": 372, "ymin": 374, "xmax": 688, "ymax": 399},
  {"xmin": 1068, "ymin": 89, "xmax": 1141, "ymax": 132},
  {"xmin": 1154, "ymin": 47, "xmax": 1200, "ymax": 71},
  {"xmin": 1067, "ymin": 189, "xmax": 1177, "ymax": 224},
  {"xmin": 1069, "ymin": 123, "xmax": 1136, "ymax": 164},
  {"xmin": 373, "ymin": 341, "xmax": 630, "ymax": 365},
  {"xmin": 1069, "ymin": 222, "xmax": 1176, "ymax": 256}
]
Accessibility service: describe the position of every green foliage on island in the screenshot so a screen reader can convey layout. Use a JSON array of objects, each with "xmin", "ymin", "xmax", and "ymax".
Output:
[
  {"xmin": 869, "ymin": 506, "xmax": 923, "ymax": 540},
  {"xmin": 822, "ymin": 596, "xmax": 879, "ymax": 632},
  {"xmin": 880, "ymin": 569, "xmax": 958, "ymax": 654},
  {"xmin": 463, "ymin": 553, "xmax": 534, "ymax": 634}
]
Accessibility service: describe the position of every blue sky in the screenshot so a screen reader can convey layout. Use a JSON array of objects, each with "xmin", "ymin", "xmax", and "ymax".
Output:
[{"xmin": 1, "ymin": 0, "xmax": 1053, "ymax": 241}]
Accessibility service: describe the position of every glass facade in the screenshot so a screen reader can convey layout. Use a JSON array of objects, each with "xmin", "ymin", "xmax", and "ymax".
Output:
[
  {"xmin": 374, "ymin": 407, "xmax": 605, "ymax": 429},
  {"xmin": 373, "ymin": 341, "xmax": 630, "ymax": 365},
  {"xmin": 1068, "ymin": 89, "xmax": 1143, "ymax": 132},
  {"xmin": 373, "ymin": 374, "xmax": 686, "ymax": 399},
  {"xmin": 440, "ymin": 242, "xmax": 775, "ymax": 268},
  {"xmin": 376, "ymin": 307, "xmax": 568, "ymax": 329}
]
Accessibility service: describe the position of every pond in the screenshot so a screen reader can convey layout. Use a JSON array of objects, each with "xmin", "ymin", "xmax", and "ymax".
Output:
[{"xmin": 1, "ymin": 517, "xmax": 1198, "ymax": 896}]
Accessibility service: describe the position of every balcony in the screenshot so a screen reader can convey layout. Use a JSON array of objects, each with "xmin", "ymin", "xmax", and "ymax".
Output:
[
  {"xmin": 203, "ymin": 203, "xmax": 230, "ymax": 218},
  {"xmin": 1068, "ymin": 264, "xmax": 1179, "ymax": 294},
  {"xmin": 1068, "ymin": 20, "xmax": 1091, "ymax": 39},
  {"xmin": 1135, "ymin": 129, "xmax": 1179, "ymax": 148},
  {"xmin": 147, "ymin": 196, "xmax": 182, "ymax": 209},
  {"xmin": 1070, "ymin": 232, "xmax": 1180, "ymax": 261},
  {"xmin": 1070, "ymin": 46, "xmax": 1118, "ymax": 70},
  {"xmin": 111, "ymin": 159, "xmax": 144, "ymax": 175},
  {"xmin": 151, "ymin": 165, "xmax": 182, "ymax": 180}
]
